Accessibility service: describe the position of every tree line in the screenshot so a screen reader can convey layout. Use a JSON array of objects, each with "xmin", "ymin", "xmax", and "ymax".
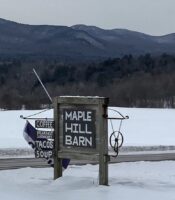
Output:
[{"xmin": 0, "ymin": 53, "xmax": 175, "ymax": 109}]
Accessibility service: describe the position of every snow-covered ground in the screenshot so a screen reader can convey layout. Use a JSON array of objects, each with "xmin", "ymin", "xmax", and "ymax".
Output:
[
  {"xmin": 0, "ymin": 161, "xmax": 175, "ymax": 200},
  {"xmin": 112, "ymin": 107, "xmax": 175, "ymax": 146},
  {"xmin": 0, "ymin": 108, "xmax": 175, "ymax": 199},
  {"xmin": 1, "ymin": 107, "xmax": 175, "ymax": 148}
]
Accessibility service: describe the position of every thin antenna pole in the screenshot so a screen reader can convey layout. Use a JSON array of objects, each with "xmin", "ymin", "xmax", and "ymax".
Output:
[{"xmin": 33, "ymin": 68, "xmax": 53, "ymax": 103}]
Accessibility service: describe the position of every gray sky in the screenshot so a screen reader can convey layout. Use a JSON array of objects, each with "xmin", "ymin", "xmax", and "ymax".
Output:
[{"xmin": 0, "ymin": 0, "xmax": 175, "ymax": 36}]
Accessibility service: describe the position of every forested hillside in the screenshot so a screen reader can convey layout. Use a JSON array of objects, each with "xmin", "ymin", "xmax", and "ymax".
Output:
[{"xmin": 0, "ymin": 53, "xmax": 175, "ymax": 109}]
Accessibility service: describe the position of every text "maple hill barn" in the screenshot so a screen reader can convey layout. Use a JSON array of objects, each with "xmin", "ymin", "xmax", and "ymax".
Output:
[{"xmin": 63, "ymin": 109, "xmax": 96, "ymax": 148}]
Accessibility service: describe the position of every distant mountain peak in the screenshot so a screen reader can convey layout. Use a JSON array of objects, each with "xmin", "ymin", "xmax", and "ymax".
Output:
[
  {"xmin": 0, "ymin": 18, "xmax": 8, "ymax": 23},
  {"xmin": 0, "ymin": 18, "xmax": 16, "ymax": 24},
  {"xmin": 71, "ymin": 24, "xmax": 105, "ymax": 32}
]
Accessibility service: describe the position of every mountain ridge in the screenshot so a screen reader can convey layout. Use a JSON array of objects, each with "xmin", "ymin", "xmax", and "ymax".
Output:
[{"xmin": 0, "ymin": 18, "xmax": 175, "ymax": 60}]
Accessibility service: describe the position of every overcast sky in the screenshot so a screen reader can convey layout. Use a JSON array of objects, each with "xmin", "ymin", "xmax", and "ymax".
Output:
[{"xmin": 0, "ymin": 0, "xmax": 175, "ymax": 36}]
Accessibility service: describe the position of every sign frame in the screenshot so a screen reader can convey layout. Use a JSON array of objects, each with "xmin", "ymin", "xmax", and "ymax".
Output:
[{"xmin": 54, "ymin": 96, "xmax": 109, "ymax": 185}]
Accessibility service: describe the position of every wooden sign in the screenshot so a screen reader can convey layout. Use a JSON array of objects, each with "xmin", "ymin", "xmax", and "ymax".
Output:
[
  {"xmin": 35, "ymin": 149, "xmax": 53, "ymax": 158},
  {"xmin": 54, "ymin": 96, "xmax": 109, "ymax": 185},
  {"xmin": 35, "ymin": 139, "xmax": 54, "ymax": 158},
  {"xmin": 37, "ymin": 130, "xmax": 53, "ymax": 140},
  {"xmin": 35, "ymin": 120, "xmax": 54, "ymax": 129}
]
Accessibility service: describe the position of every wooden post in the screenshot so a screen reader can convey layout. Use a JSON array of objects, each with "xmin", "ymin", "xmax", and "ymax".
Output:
[
  {"xmin": 53, "ymin": 98, "xmax": 62, "ymax": 180},
  {"xmin": 99, "ymin": 98, "xmax": 109, "ymax": 185}
]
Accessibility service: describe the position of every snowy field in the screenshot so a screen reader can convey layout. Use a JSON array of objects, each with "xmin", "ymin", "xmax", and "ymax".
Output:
[
  {"xmin": 0, "ymin": 161, "xmax": 175, "ymax": 200},
  {"xmin": 0, "ymin": 108, "xmax": 175, "ymax": 199},
  {"xmin": 1, "ymin": 107, "xmax": 175, "ymax": 149}
]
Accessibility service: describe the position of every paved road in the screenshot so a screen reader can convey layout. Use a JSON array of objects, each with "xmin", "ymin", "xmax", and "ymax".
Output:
[{"xmin": 0, "ymin": 152, "xmax": 175, "ymax": 170}]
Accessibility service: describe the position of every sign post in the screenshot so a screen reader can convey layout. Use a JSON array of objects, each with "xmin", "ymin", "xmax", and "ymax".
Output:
[{"xmin": 54, "ymin": 96, "xmax": 109, "ymax": 185}]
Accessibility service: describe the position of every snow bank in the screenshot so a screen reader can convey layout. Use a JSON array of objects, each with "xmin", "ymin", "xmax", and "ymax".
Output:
[{"xmin": 0, "ymin": 161, "xmax": 174, "ymax": 200}]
